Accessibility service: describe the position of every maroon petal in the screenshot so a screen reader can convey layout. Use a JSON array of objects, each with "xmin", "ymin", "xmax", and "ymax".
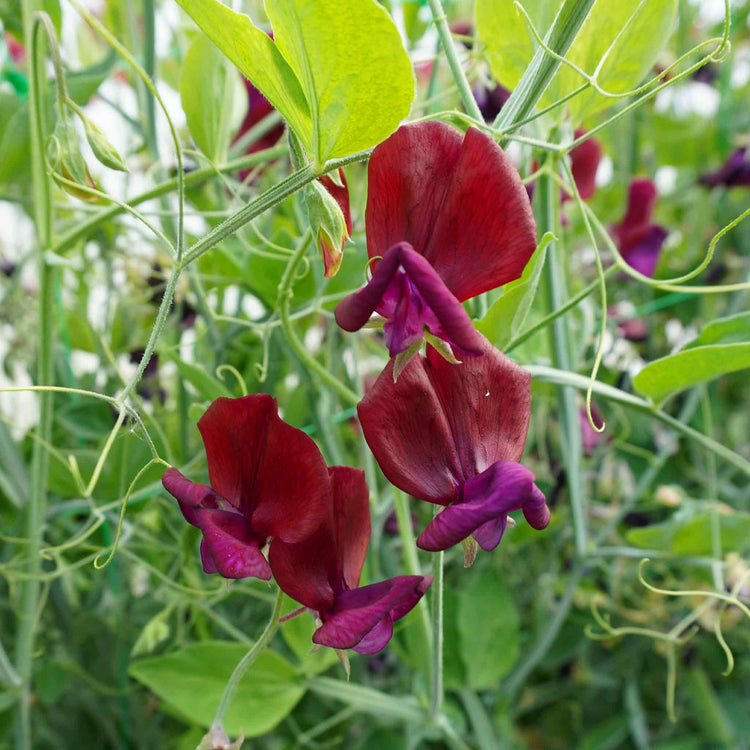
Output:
[
  {"xmin": 197, "ymin": 396, "xmax": 330, "ymax": 543},
  {"xmin": 330, "ymin": 466, "xmax": 371, "ymax": 591},
  {"xmin": 358, "ymin": 355, "xmax": 464, "ymax": 506},
  {"xmin": 366, "ymin": 123, "xmax": 537, "ymax": 301},
  {"xmin": 200, "ymin": 540, "xmax": 218, "ymax": 574},
  {"xmin": 193, "ymin": 508, "xmax": 271, "ymax": 580},
  {"xmin": 351, "ymin": 617, "xmax": 394, "ymax": 655},
  {"xmin": 416, "ymin": 461, "xmax": 548, "ymax": 552},
  {"xmin": 570, "ymin": 131, "xmax": 602, "ymax": 201},
  {"xmin": 313, "ymin": 576, "xmax": 432, "ymax": 652},
  {"xmin": 335, "ymin": 242, "xmax": 484, "ymax": 357},
  {"xmin": 424, "ymin": 342, "xmax": 531, "ymax": 475},
  {"xmin": 623, "ymin": 225, "xmax": 668, "ymax": 277}
]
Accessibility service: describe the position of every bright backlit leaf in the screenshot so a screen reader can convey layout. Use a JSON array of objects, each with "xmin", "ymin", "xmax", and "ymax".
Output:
[
  {"xmin": 129, "ymin": 641, "xmax": 305, "ymax": 737},
  {"xmin": 683, "ymin": 311, "xmax": 750, "ymax": 349},
  {"xmin": 476, "ymin": 0, "xmax": 678, "ymax": 120},
  {"xmin": 174, "ymin": 0, "xmax": 414, "ymax": 164},
  {"xmin": 633, "ymin": 343, "xmax": 750, "ymax": 404}
]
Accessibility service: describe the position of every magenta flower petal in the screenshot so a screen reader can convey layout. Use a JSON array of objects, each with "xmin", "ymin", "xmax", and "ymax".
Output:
[
  {"xmin": 335, "ymin": 242, "xmax": 484, "ymax": 356},
  {"xmin": 312, "ymin": 576, "xmax": 432, "ymax": 652},
  {"xmin": 366, "ymin": 122, "xmax": 537, "ymax": 301},
  {"xmin": 192, "ymin": 507, "xmax": 271, "ymax": 580},
  {"xmin": 699, "ymin": 148, "xmax": 750, "ymax": 189},
  {"xmin": 613, "ymin": 179, "xmax": 658, "ymax": 253},
  {"xmin": 623, "ymin": 225, "xmax": 668, "ymax": 277},
  {"xmin": 162, "ymin": 467, "xmax": 223, "ymax": 526},
  {"xmin": 197, "ymin": 396, "xmax": 330, "ymax": 543},
  {"xmin": 200, "ymin": 540, "xmax": 218, "ymax": 574},
  {"xmin": 417, "ymin": 461, "xmax": 548, "ymax": 552},
  {"xmin": 350, "ymin": 616, "xmax": 394, "ymax": 655}
]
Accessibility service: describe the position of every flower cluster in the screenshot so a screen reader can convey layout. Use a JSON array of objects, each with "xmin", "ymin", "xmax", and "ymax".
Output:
[{"xmin": 163, "ymin": 120, "xmax": 555, "ymax": 656}]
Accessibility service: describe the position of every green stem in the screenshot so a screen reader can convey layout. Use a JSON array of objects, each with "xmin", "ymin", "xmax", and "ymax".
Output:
[
  {"xmin": 212, "ymin": 588, "xmax": 284, "ymax": 732},
  {"xmin": 52, "ymin": 144, "xmax": 288, "ymax": 254},
  {"xmin": 392, "ymin": 489, "xmax": 432, "ymax": 673},
  {"xmin": 494, "ymin": 0, "xmax": 597, "ymax": 136},
  {"xmin": 425, "ymin": 0, "xmax": 483, "ymax": 122},
  {"xmin": 429, "ymin": 549, "xmax": 444, "ymax": 721},
  {"xmin": 15, "ymin": 9, "xmax": 56, "ymax": 750},
  {"xmin": 277, "ymin": 232, "xmax": 360, "ymax": 406},
  {"xmin": 525, "ymin": 365, "xmax": 750, "ymax": 477},
  {"xmin": 537, "ymin": 171, "xmax": 587, "ymax": 559}
]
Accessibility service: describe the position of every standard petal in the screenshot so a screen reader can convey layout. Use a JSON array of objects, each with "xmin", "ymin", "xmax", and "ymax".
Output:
[
  {"xmin": 424, "ymin": 341, "xmax": 531, "ymax": 475},
  {"xmin": 312, "ymin": 576, "xmax": 430, "ymax": 652},
  {"xmin": 193, "ymin": 508, "xmax": 271, "ymax": 580},
  {"xmin": 614, "ymin": 178, "xmax": 657, "ymax": 253},
  {"xmin": 416, "ymin": 461, "xmax": 547, "ymax": 552},
  {"xmin": 330, "ymin": 466, "xmax": 371, "ymax": 591},
  {"xmin": 197, "ymin": 396, "xmax": 330, "ymax": 543},
  {"xmin": 358, "ymin": 354, "xmax": 463, "ymax": 506},
  {"xmin": 424, "ymin": 127, "xmax": 537, "ymax": 300},
  {"xmin": 365, "ymin": 123, "xmax": 537, "ymax": 302}
]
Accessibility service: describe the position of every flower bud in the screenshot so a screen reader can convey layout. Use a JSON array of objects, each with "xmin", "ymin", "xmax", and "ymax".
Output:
[
  {"xmin": 84, "ymin": 119, "xmax": 128, "ymax": 172},
  {"xmin": 48, "ymin": 117, "xmax": 98, "ymax": 202},
  {"xmin": 306, "ymin": 169, "xmax": 352, "ymax": 278}
]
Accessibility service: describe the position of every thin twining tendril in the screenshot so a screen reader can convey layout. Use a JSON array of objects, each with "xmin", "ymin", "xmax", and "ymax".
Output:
[
  {"xmin": 216, "ymin": 364, "xmax": 248, "ymax": 397},
  {"xmin": 512, "ymin": 0, "xmax": 730, "ymax": 102}
]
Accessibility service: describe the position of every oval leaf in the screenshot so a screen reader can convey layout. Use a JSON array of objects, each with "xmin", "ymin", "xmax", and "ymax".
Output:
[
  {"xmin": 633, "ymin": 343, "xmax": 750, "ymax": 404},
  {"xmin": 129, "ymin": 641, "xmax": 305, "ymax": 737}
]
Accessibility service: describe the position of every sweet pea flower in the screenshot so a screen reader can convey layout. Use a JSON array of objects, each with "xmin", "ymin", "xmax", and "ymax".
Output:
[
  {"xmin": 612, "ymin": 179, "xmax": 668, "ymax": 278},
  {"xmin": 162, "ymin": 395, "xmax": 330, "ymax": 580},
  {"xmin": 335, "ymin": 122, "xmax": 537, "ymax": 359},
  {"xmin": 569, "ymin": 130, "xmax": 602, "ymax": 201},
  {"xmin": 699, "ymin": 147, "xmax": 750, "ymax": 189},
  {"xmin": 269, "ymin": 466, "xmax": 431, "ymax": 654},
  {"xmin": 358, "ymin": 339, "xmax": 550, "ymax": 553}
]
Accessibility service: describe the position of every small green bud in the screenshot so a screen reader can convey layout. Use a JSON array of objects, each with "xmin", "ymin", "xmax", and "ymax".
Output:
[
  {"xmin": 306, "ymin": 175, "xmax": 351, "ymax": 278},
  {"xmin": 84, "ymin": 119, "xmax": 128, "ymax": 172},
  {"xmin": 48, "ymin": 117, "xmax": 98, "ymax": 202}
]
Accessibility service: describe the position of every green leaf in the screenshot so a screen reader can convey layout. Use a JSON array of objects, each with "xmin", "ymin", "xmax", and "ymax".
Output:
[
  {"xmin": 457, "ymin": 567, "xmax": 519, "ymax": 689},
  {"xmin": 164, "ymin": 354, "xmax": 231, "ymax": 402},
  {"xmin": 179, "ymin": 33, "xmax": 244, "ymax": 163},
  {"xmin": 175, "ymin": 0, "xmax": 414, "ymax": 163},
  {"xmin": 633, "ymin": 343, "xmax": 750, "ymax": 404},
  {"xmin": 476, "ymin": 0, "xmax": 678, "ymax": 121},
  {"xmin": 683, "ymin": 311, "xmax": 750, "ymax": 349},
  {"xmin": 475, "ymin": 232, "xmax": 553, "ymax": 349},
  {"xmin": 580, "ymin": 716, "xmax": 629, "ymax": 750},
  {"xmin": 129, "ymin": 641, "xmax": 305, "ymax": 737}
]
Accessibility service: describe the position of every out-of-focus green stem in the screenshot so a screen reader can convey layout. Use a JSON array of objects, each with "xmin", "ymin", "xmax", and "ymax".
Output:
[
  {"xmin": 495, "ymin": 0, "xmax": 597, "ymax": 137},
  {"xmin": 15, "ymin": 8, "xmax": 55, "ymax": 750},
  {"xmin": 536, "ymin": 171, "xmax": 587, "ymax": 559},
  {"xmin": 429, "ymin": 550, "xmax": 444, "ymax": 721}
]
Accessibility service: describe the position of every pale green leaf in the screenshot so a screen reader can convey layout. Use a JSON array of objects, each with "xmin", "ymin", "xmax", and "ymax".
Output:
[
  {"xmin": 683, "ymin": 312, "xmax": 750, "ymax": 349},
  {"xmin": 633, "ymin": 343, "xmax": 750, "ymax": 404},
  {"xmin": 476, "ymin": 0, "xmax": 678, "ymax": 121},
  {"xmin": 175, "ymin": 0, "xmax": 414, "ymax": 163},
  {"xmin": 179, "ymin": 34, "xmax": 245, "ymax": 163},
  {"xmin": 129, "ymin": 642, "xmax": 305, "ymax": 737},
  {"xmin": 475, "ymin": 232, "xmax": 553, "ymax": 349},
  {"xmin": 457, "ymin": 568, "xmax": 519, "ymax": 689}
]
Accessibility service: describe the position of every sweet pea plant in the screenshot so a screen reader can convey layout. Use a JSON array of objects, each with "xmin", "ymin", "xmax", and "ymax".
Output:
[{"xmin": 1, "ymin": 0, "xmax": 749, "ymax": 748}]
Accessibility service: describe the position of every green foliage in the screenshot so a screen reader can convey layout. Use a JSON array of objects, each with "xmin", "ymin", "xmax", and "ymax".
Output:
[
  {"xmin": 476, "ymin": 0, "xmax": 678, "ymax": 120},
  {"xmin": 174, "ymin": 0, "xmax": 414, "ymax": 163},
  {"xmin": 633, "ymin": 343, "xmax": 750, "ymax": 404},
  {"xmin": 129, "ymin": 642, "xmax": 306, "ymax": 736}
]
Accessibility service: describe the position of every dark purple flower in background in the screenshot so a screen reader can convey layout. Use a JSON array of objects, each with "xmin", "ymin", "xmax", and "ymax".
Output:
[
  {"xmin": 699, "ymin": 148, "xmax": 750, "ymax": 189},
  {"xmin": 358, "ymin": 339, "xmax": 549, "ymax": 553},
  {"xmin": 612, "ymin": 179, "xmax": 668, "ymax": 277},
  {"xmin": 474, "ymin": 83, "xmax": 511, "ymax": 123}
]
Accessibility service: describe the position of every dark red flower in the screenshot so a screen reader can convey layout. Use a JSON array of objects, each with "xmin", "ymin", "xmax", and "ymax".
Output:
[
  {"xmin": 335, "ymin": 122, "xmax": 537, "ymax": 358},
  {"xmin": 612, "ymin": 179, "xmax": 668, "ymax": 278},
  {"xmin": 358, "ymin": 340, "xmax": 549, "ymax": 552},
  {"xmin": 569, "ymin": 130, "xmax": 602, "ymax": 201},
  {"xmin": 699, "ymin": 148, "xmax": 750, "ymax": 189},
  {"xmin": 269, "ymin": 466, "xmax": 431, "ymax": 654},
  {"xmin": 162, "ymin": 395, "xmax": 330, "ymax": 580}
]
